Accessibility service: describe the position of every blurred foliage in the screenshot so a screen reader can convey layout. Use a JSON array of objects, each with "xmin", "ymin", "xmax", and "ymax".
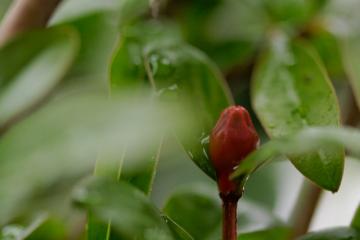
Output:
[{"xmin": 1, "ymin": 0, "xmax": 360, "ymax": 239}]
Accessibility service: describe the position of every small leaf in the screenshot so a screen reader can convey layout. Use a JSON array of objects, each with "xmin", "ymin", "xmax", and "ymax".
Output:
[
  {"xmin": 0, "ymin": 27, "xmax": 78, "ymax": 133},
  {"xmin": 351, "ymin": 204, "xmax": 360, "ymax": 230},
  {"xmin": 252, "ymin": 40, "xmax": 344, "ymax": 191},
  {"xmin": 298, "ymin": 227, "xmax": 360, "ymax": 240},
  {"xmin": 73, "ymin": 177, "xmax": 173, "ymax": 240},
  {"xmin": 163, "ymin": 216, "xmax": 194, "ymax": 240},
  {"xmin": 162, "ymin": 185, "xmax": 221, "ymax": 240},
  {"xmin": 238, "ymin": 226, "xmax": 291, "ymax": 240},
  {"xmin": 163, "ymin": 184, "xmax": 285, "ymax": 240}
]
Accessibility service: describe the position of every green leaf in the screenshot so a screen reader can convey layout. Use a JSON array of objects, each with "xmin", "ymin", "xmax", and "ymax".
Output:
[
  {"xmin": 110, "ymin": 21, "xmax": 233, "ymax": 179},
  {"xmin": 51, "ymin": 0, "xmax": 150, "ymax": 86},
  {"xmin": 162, "ymin": 185, "xmax": 221, "ymax": 240},
  {"xmin": 162, "ymin": 184, "xmax": 285, "ymax": 240},
  {"xmin": 0, "ymin": 90, "xmax": 194, "ymax": 224},
  {"xmin": 73, "ymin": 177, "xmax": 173, "ymax": 240},
  {"xmin": 163, "ymin": 216, "xmax": 194, "ymax": 240},
  {"xmin": 252, "ymin": 40, "xmax": 344, "ymax": 191},
  {"xmin": 342, "ymin": 37, "xmax": 360, "ymax": 109},
  {"xmin": 0, "ymin": 0, "xmax": 11, "ymax": 21},
  {"xmin": 231, "ymin": 127, "xmax": 360, "ymax": 184},
  {"xmin": 178, "ymin": 0, "xmax": 266, "ymax": 71},
  {"xmin": 51, "ymin": 0, "xmax": 149, "ymax": 26},
  {"xmin": 262, "ymin": 0, "xmax": 321, "ymax": 26},
  {"xmin": 309, "ymin": 30, "xmax": 344, "ymax": 79},
  {"xmin": 1, "ymin": 214, "xmax": 47, "ymax": 240},
  {"xmin": 351, "ymin": 204, "xmax": 360, "ymax": 230},
  {"xmin": 120, "ymin": 141, "xmax": 163, "ymax": 194},
  {"xmin": 238, "ymin": 226, "xmax": 290, "ymax": 240},
  {"xmin": 53, "ymin": 13, "xmax": 118, "ymax": 86},
  {"xmin": 0, "ymin": 27, "xmax": 78, "ymax": 133},
  {"xmin": 298, "ymin": 227, "xmax": 360, "ymax": 240}
]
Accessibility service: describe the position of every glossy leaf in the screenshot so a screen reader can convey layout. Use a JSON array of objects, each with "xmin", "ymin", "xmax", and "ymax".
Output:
[
  {"xmin": 0, "ymin": 90, "xmax": 193, "ymax": 224},
  {"xmin": 0, "ymin": 27, "xmax": 78, "ymax": 133},
  {"xmin": 252, "ymin": 40, "xmax": 344, "ymax": 191},
  {"xmin": 163, "ymin": 184, "xmax": 285, "ymax": 240},
  {"xmin": 110, "ymin": 21, "xmax": 233, "ymax": 178},
  {"xmin": 231, "ymin": 127, "xmax": 360, "ymax": 183},
  {"xmin": 73, "ymin": 177, "xmax": 173, "ymax": 240},
  {"xmin": 298, "ymin": 227, "xmax": 360, "ymax": 240}
]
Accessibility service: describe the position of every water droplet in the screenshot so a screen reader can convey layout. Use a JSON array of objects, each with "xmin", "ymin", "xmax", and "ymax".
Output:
[
  {"xmin": 200, "ymin": 133, "xmax": 210, "ymax": 160},
  {"xmin": 156, "ymin": 84, "xmax": 179, "ymax": 100},
  {"xmin": 149, "ymin": 53, "xmax": 174, "ymax": 78}
]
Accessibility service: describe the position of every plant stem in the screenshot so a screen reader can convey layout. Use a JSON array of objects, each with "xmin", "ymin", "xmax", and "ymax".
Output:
[
  {"xmin": 290, "ymin": 180, "xmax": 322, "ymax": 238},
  {"xmin": 0, "ymin": 0, "xmax": 63, "ymax": 45},
  {"xmin": 221, "ymin": 193, "xmax": 240, "ymax": 240}
]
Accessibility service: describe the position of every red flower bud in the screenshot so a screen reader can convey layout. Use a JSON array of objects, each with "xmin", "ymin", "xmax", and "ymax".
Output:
[{"xmin": 210, "ymin": 106, "xmax": 259, "ymax": 196}]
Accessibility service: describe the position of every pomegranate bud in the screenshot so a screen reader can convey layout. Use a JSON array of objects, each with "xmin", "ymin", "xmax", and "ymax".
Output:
[{"xmin": 210, "ymin": 106, "xmax": 259, "ymax": 196}]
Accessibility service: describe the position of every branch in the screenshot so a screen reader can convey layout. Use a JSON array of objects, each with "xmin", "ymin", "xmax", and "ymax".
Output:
[
  {"xmin": 0, "ymin": 0, "xmax": 62, "ymax": 45},
  {"xmin": 290, "ymin": 180, "xmax": 322, "ymax": 238}
]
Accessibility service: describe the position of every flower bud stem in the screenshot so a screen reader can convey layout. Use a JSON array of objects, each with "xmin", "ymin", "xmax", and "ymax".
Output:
[{"xmin": 221, "ymin": 193, "xmax": 240, "ymax": 240}]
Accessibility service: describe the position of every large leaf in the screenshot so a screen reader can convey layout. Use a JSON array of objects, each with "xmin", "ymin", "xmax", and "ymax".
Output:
[
  {"xmin": 252, "ymin": 40, "xmax": 344, "ymax": 191},
  {"xmin": 0, "ymin": 27, "xmax": 78, "ymax": 133},
  {"xmin": 309, "ymin": 30, "xmax": 344, "ymax": 79},
  {"xmin": 0, "ymin": 90, "xmax": 193, "ymax": 225},
  {"xmin": 162, "ymin": 184, "xmax": 285, "ymax": 240},
  {"xmin": 73, "ymin": 177, "xmax": 173, "ymax": 240},
  {"xmin": 231, "ymin": 127, "xmax": 360, "ymax": 182},
  {"xmin": 110, "ymin": 21, "xmax": 233, "ymax": 179},
  {"xmin": 298, "ymin": 227, "xmax": 360, "ymax": 240},
  {"xmin": 91, "ymin": 21, "xmax": 176, "ymax": 240},
  {"xmin": 342, "ymin": 37, "xmax": 360, "ymax": 109}
]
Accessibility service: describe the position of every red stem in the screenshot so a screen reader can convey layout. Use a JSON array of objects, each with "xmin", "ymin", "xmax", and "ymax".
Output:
[{"xmin": 221, "ymin": 194, "xmax": 240, "ymax": 240}]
